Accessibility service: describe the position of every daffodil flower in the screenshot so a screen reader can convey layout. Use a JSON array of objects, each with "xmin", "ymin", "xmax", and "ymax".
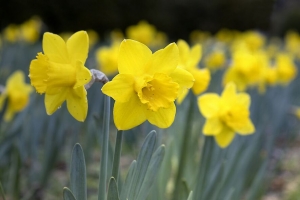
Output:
[
  {"xmin": 198, "ymin": 83, "xmax": 255, "ymax": 148},
  {"xmin": 176, "ymin": 39, "xmax": 211, "ymax": 104},
  {"xmin": 96, "ymin": 41, "xmax": 120, "ymax": 76},
  {"xmin": 102, "ymin": 39, "xmax": 194, "ymax": 130},
  {"xmin": 29, "ymin": 31, "xmax": 92, "ymax": 122},
  {"xmin": 0, "ymin": 71, "xmax": 33, "ymax": 122}
]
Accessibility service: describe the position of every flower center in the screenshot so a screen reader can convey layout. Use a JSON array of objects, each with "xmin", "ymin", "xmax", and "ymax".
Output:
[{"xmin": 136, "ymin": 73, "xmax": 179, "ymax": 111}]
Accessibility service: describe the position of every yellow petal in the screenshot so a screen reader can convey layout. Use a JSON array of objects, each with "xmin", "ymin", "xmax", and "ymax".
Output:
[
  {"xmin": 214, "ymin": 127, "xmax": 235, "ymax": 148},
  {"xmin": 6, "ymin": 70, "xmax": 24, "ymax": 86},
  {"xmin": 169, "ymin": 67, "xmax": 194, "ymax": 104},
  {"xmin": 67, "ymin": 31, "xmax": 89, "ymax": 65},
  {"xmin": 177, "ymin": 40, "xmax": 190, "ymax": 66},
  {"xmin": 113, "ymin": 94, "xmax": 147, "ymax": 130},
  {"xmin": 198, "ymin": 94, "xmax": 220, "ymax": 118},
  {"xmin": 235, "ymin": 119, "xmax": 255, "ymax": 135},
  {"xmin": 102, "ymin": 74, "xmax": 135, "ymax": 103},
  {"xmin": 67, "ymin": 87, "xmax": 88, "ymax": 122},
  {"xmin": 43, "ymin": 32, "xmax": 69, "ymax": 63},
  {"xmin": 146, "ymin": 43, "xmax": 178, "ymax": 75},
  {"xmin": 45, "ymin": 87, "xmax": 68, "ymax": 115},
  {"xmin": 189, "ymin": 44, "xmax": 202, "ymax": 68},
  {"xmin": 176, "ymin": 89, "xmax": 189, "ymax": 105},
  {"xmin": 146, "ymin": 102, "xmax": 176, "ymax": 128},
  {"xmin": 237, "ymin": 93, "xmax": 251, "ymax": 108},
  {"xmin": 118, "ymin": 39, "xmax": 152, "ymax": 75},
  {"xmin": 222, "ymin": 82, "xmax": 237, "ymax": 102},
  {"xmin": 29, "ymin": 53, "xmax": 48, "ymax": 93},
  {"xmin": 191, "ymin": 68, "xmax": 210, "ymax": 95},
  {"xmin": 74, "ymin": 61, "xmax": 92, "ymax": 89},
  {"xmin": 203, "ymin": 118, "xmax": 223, "ymax": 135}
]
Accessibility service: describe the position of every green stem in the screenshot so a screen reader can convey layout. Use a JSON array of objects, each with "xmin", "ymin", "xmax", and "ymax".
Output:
[
  {"xmin": 98, "ymin": 96, "xmax": 110, "ymax": 200},
  {"xmin": 172, "ymin": 95, "xmax": 195, "ymax": 200},
  {"xmin": 0, "ymin": 181, "xmax": 6, "ymax": 200},
  {"xmin": 112, "ymin": 130, "xmax": 123, "ymax": 182}
]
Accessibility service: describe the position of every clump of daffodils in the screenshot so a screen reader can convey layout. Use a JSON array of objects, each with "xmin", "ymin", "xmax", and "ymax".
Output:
[
  {"xmin": 29, "ymin": 31, "xmax": 92, "ymax": 122},
  {"xmin": 0, "ymin": 71, "xmax": 33, "ymax": 122},
  {"xmin": 102, "ymin": 39, "xmax": 194, "ymax": 130},
  {"xmin": 198, "ymin": 82, "xmax": 255, "ymax": 148}
]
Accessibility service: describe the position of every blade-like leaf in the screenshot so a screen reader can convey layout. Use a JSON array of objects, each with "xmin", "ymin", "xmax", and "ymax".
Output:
[
  {"xmin": 187, "ymin": 191, "xmax": 193, "ymax": 200},
  {"xmin": 63, "ymin": 187, "xmax": 77, "ymax": 200},
  {"xmin": 129, "ymin": 130, "xmax": 157, "ymax": 200},
  {"xmin": 120, "ymin": 160, "xmax": 137, "ymax": 200},
  {"xmin": 70, "ymin": 143, "xmax": 87, "ymax": 200},
  {"xmin": 107, "ymin": 177, "xmax": 120, "ymax": 200},
  {"xmin": 136, "ymin": 145, "xmax": 165, "ymax": 200}
]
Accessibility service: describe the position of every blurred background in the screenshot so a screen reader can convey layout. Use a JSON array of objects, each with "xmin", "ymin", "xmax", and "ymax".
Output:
[
  {"xmin": 1, "ymin": 0, "xmax": 300, "ymax": 40},
  {"xmin": 1, "ymin": 0, "xmax": 300, "ymax": 200}
]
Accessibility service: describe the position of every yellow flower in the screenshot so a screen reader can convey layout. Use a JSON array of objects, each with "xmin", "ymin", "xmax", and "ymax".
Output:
[
  {"xmin": 274, "ymin": 53, "xmax": 297, "ymax": 85},
  {"xmin": 3, "ymin": 24, "xmax": 20, "ymax": 43},
  {"xmin": 198, "ymin": 83, "xmax": 255, "ymax": 148},
  {"xmin": 223, "ymin": 50, "xmax": 267, "ymax": 91},
  {"xmin": 20, "ymin": 16, "xmax": 42, "ymax": 43},
  {"xmin": 204, "ymin": 50, "xmax": 226, "ymax": 71},
  {"xmin": 176, "ymin": 39, "xmax": 210, "ymax": 104},
  {"xmin": 0, "ymin": 71, "xmax": 33, "ymax": 122},
  {"xmin": 102, "ymin": 39, "xmax": 194, "ymax": 130},
  {"xmin": 29, "ymin": 31, "xmax": 92, "ymax": 122},
  {"xmin": 126, "ymin": 21, "xmax": 167, "ymax": 48},
  {"xmin": 96, "ymin": 41, "xmax": 120, "ymax": 76}
]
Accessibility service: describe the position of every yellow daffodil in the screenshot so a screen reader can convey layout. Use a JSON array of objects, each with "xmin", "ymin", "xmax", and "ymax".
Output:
[
  {"xmin": 3, "ymin": 24, "xmax": 20, "ymax": 43},
  {"xmin": 0, "ymin": 71, "xmax": 33, "ymax": 122},
  {"xmin": 96, "ymin": 41, "xmax": 120, "ymax": 76},
  {"xmin": 20, "ymin": 16, "xmax": 42, "ymax": 43},
  {"xmin": 198, "ymin": 82, "xmax": 255, "ymax": 148},
  {"xmin": 126, "ymin": 21, "xmax": 167, "ymax": 48},
  {"xmin": 29, "ymin": 31, "xmax": 92, "ymax": 122},
  {"xmin": 274, "ymin": 53, "xmax": 297, "ymax": 85},
  {"xmin": 102, "ymin": 39, "xmax": 194, "ymax": 130},
  {"xmin": 204, "ymin": 50, "xmax": 226, "ymax": 71},
  {"xmin": 223, "ymin": 50, "xmax": 267, "ymax": 91},
  {"xmin": 176, "ymin": 39, "xmax": 210, "ymax": 104},
  {"xmin": 258, "ymin": 65, "xmax": 277, "ymax": 94}
]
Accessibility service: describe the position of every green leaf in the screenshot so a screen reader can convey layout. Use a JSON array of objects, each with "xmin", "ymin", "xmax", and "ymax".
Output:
[
  {"xmin": 177, "ymin": 180, "xmax": 190, "ymax": 200},
  {"xmin": 107, "ymin": 177, "xmax": 120, "ymax": 200},
  {"xmin": 120, "ymin": 160, "xmax": 136, "ymax": 200},
  {"xmin": 63, "ymin": 187, "xmax": 77, "ymax": 200},
  {"xmin": 136, "ymin": 145, "xmax": 165, "ymax": 200},
  {"xmin": 70, "ymin": 143, "xmax": 87, "ymax": 200},
  {"xmin": 187, "ymin": 191, "xmax": 193, "ymax": 200},
  {"xmin": 0, "ymin": 181, "xmax": 6, "ymax": 200},
  {"xmin": 128, "ymin": 130, "xmax": 157, "ymax": 200}
]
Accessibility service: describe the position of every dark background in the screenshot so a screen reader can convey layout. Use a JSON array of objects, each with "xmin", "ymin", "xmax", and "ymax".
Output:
[{"xmin": 1, "ymin": 0, "xmax": 300, "ymax": 40}]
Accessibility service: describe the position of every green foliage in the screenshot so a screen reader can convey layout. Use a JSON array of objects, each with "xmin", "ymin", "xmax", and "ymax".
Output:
[{"xmin": 70, "ymin": 144, "xmax": 87, "ymax": 200}]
